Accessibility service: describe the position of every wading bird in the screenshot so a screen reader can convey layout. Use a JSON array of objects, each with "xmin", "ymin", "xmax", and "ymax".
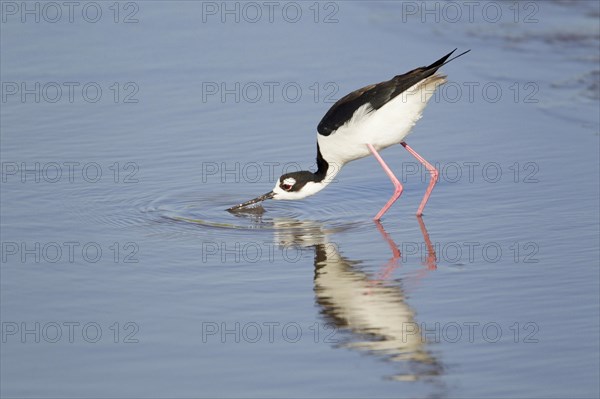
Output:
[{"xmin": 228, "ymin": 49, "xmax": 469, "ymax": 220}]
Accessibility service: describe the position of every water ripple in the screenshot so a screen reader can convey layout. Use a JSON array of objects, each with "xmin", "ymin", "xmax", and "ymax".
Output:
[{"xmin": 101, "ymin": 185, "xmax": 381, "ymax": 239}]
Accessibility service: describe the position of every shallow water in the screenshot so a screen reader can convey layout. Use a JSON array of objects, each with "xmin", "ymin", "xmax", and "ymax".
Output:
[{"xmin": 1, "ymin": 1, "xmax": 599, "ymax": 398}]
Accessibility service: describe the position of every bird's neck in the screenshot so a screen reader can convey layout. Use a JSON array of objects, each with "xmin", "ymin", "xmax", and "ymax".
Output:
[
  {"xmin": 312, "ymin": 144, "xmax": 341, "ymax": 187},
  {"xmin": 288, "ymin": 148, "xmax": 339, "ymax": 200}
]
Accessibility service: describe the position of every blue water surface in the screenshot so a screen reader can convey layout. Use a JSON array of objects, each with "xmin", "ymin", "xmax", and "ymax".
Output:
[{"xmin": 1, "ymin": 1, "xmax": 599, "ymax": 398}]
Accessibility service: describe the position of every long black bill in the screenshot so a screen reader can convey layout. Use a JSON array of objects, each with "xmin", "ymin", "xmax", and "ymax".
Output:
[{"xmin": 227, "ymin": 191, "xmax": 274, "ymax": 212}]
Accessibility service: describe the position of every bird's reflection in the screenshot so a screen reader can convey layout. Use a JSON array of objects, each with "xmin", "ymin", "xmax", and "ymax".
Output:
[
  {"xmin": 254, "ymin": 214, "xmax": 442, "ymax": 381},
  {"xmin": 313, "ymin": 219, "xmax": 441, "ymax": 381}
]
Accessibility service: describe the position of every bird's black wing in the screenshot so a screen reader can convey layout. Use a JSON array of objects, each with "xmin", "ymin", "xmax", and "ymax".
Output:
[{"xmin": 317, "ymin": 49, "xmax": 468, "ymax": 136}]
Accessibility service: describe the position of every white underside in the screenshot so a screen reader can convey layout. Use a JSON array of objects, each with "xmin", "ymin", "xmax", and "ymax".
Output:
[
  {"xmin": 271, "ymin": 75, "xmax": 446, "ymax": 200},
  {"xmin": 318, "ymin": 74, "xmax": 447, "ymax": 169}
]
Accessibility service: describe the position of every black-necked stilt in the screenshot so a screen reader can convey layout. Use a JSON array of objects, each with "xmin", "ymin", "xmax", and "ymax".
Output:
[{"xmin": 228, "ymin": 49, "xmax": 470, "ymax": 220}]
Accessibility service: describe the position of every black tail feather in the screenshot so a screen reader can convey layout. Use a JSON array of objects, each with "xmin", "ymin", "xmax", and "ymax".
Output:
[{"xmin": 427, "ymin": 48, "xmax": 471, "ymax": 71}]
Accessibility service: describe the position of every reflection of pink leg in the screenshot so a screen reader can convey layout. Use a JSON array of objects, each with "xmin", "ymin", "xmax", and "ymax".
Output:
[
  {"xmin": 401, "ymin": 142, "xmax": 439, "ymax": 216},
  {"xmin": 366, "ymin": 220, "xmax": 401, "ymax": 294},
  {"xmin": 374, "ymin": 220, "xmax": 401, "ymax": 280},
  {"xmin": 417, "ymin": 216, "xmax": 437, "ymax": 270},
  {"xmin": 369, "ymin": 218, "xmax": 437, "ymax": 296},
  {"xmin": 367, "ymin": 144, "xmax": 403, "ymax": 221}
]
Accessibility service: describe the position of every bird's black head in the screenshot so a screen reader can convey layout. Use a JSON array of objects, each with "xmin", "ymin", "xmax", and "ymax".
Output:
[
  {"xmin": 271, "ymin": 170, "xmax": 327, "ymax": 200},
  {"xmin": 277, "ymin": 171, "xmax": 317, "ymax": 192},
  {"xmin": 226, "ymin": 170, "xmax": 329, "ymax": 213}
]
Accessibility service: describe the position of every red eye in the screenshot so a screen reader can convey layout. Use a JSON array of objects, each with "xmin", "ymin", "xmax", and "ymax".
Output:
[{"xmin": 282, "ymin": 184, "xmax": 292, "ymax": 191}]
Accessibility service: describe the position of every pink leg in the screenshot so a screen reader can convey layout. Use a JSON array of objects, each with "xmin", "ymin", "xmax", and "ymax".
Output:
[
  {"xmin": 367, "ymin": 143, "xmax": 403, "ymax": 221},
  {"xmin": 401, "ymin": 142, "xmax": 439, "ymax": 216}
]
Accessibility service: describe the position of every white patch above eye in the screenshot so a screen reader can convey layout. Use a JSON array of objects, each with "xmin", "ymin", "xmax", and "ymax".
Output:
[{"xmin": 283, "ymin": 177, "xmax": 296, "ymax": 186}]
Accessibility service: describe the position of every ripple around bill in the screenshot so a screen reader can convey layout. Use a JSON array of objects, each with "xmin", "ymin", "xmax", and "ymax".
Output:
[{"xmin": 133, "ymin": 186, "xmax": 376, "ymax": 239}]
